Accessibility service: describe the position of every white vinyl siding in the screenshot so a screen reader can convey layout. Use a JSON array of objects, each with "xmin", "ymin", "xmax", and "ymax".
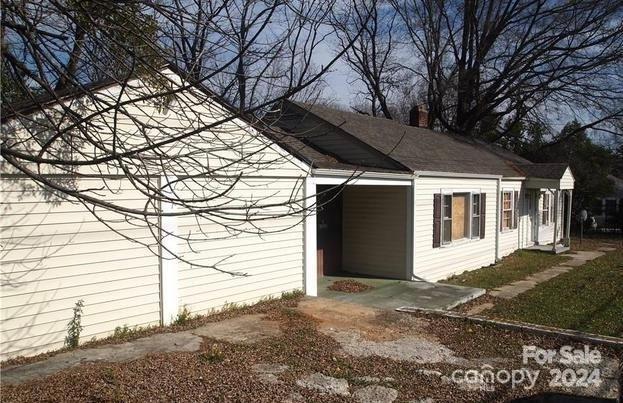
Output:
[
  {"xmin": 342, "ymin": 186, "xmax": 407, "ymax": 279},
  {"xmin": 2, "ymin": 68, "xmax": 306, "ymax": 180},
  {"xmin": 175, "ymin": 178, "xmax": 305, "ymax": 315},
  {"xmin": 0, "ymin": 68, "xmax": 309, "ymax": 360},
  {"xmin": 560, "ymin": 168, "xmax": 575, "ymax": 190},
  {"xmin": 414, "ymin": 176, "xmax": 497, "ymax": 281},
  {"xmin": 0, "ymin": 178, "xmax": 161, "ymax": 360}
]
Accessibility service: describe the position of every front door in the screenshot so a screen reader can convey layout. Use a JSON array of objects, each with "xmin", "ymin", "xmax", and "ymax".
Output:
[
  {"xmin": 530, "ymin": 191, "xmax": 540, "ymax": 244},
  {"xmin": 316, "ymin": 185, "xmax": 343, "ymax": 277},
  {"xmin": 524, "ymin": 190, "xmax": 537, "ymax": 246}
]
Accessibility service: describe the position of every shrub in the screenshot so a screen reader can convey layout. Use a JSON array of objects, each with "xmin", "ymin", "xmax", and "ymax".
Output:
[
  {"xmin": 65, "ymin": 299, "xmax": 84, "ymax": 348},
  {"xmin": 198, "ymin": 344, "xmax": 224, "ymax": 363},
  {"xmin": 173, "ymin": 305, "xmax": 192, "ymax": 326}
]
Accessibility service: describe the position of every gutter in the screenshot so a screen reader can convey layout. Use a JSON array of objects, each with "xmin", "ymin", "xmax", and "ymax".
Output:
[
  {"xmin": 311, "ymin": 168, "xmax": 415, "ymax": 181},
  {"xmin": 414, "ymin": 170, "xmax": 502, "ymax": 180}
]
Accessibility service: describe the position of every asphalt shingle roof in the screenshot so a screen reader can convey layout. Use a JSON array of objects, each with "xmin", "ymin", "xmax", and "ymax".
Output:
[
  {"xmin": 275, "ymin": 101, "xmax": 532, "ymax": 177},
  {"xmin": 516, "ymin": 163, "xmax": 569, "ymax": 180}
]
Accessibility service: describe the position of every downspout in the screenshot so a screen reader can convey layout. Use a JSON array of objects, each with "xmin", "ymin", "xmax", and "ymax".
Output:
[{"xmin": 495, "ymin": 177, "xmax": 501, "ymax": 262}]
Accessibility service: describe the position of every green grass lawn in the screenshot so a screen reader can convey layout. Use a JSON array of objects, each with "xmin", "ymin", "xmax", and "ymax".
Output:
[
  {"xmin": 570, "ymin": 235, "xmax": 623, "ymax": 251},
  {"xmin": 487, "ymin": 249, "xmax": 623, "ymax": 337},
  {"xmin": 441, "ymin": 250, "xmax": 570, "ymax": 290}
]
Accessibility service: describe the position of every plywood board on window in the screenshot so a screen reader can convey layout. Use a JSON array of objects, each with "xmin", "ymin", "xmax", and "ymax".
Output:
[{"xmin": 452, "ymin": 195, "xmax": 466, "ymax": 240}]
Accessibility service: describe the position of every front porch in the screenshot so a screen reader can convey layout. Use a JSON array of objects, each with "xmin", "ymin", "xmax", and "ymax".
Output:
[
  {"xmin": 318, "ymin": 275, "xmax": 485, "ymax": 310},
  {"xmin": 524, "ymin": 170, "xmax": 574, "ymax": 253}
]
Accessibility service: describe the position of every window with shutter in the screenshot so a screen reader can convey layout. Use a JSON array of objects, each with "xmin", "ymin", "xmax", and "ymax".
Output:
[
  {"xmin": 502, "ymin": 191, "xmax": 513, "ymax": 230},
  {"xmin": 434, "ymin": 191, "xmax": 485, "ymax": 246}
]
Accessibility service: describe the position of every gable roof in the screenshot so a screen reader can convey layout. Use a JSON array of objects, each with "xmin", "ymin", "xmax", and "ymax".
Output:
[
  {"xmin": 1, "ymin": 63, "xmax": 243, "ymax": 123},
  {"xmin": 272, "ymin": 100, "xmax": 531, "ymax": 177},
  {"xmin": 516, "ymin": 163, "xmax": 569, "ymax": 180}
]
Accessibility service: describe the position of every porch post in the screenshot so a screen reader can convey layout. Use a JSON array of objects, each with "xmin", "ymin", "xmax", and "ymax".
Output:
[
  {"xmin": 552, "ymin": 190, "xmax": 560, "ymax": 252},
  {"xmin": 303, "ymin": 176, "xmax": 317, "ymax": 296},
  {"xmin": 405, "ymin": 178, "xmax": 416, "ymax": 280},
  {"xmin": 566, "ymin": 190, "xmax": 573, "ymax": 247}
]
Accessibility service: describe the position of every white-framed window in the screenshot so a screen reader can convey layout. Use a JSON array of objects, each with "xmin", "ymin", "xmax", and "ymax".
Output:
[
  {"xmin": 441, "ymin": 192, "xmax": 481, "ymax": 245},
  {"xmin": 542, "ymin": 193, "xmax": 550, "ymax": 225},
  {"xmin": 442, "ymin": 194, "xmax": 453, "ymax": 244},
  {"xmin": 502, "ymin": 191, "xmax": 513, "ymax": 230},
  {"xmin": 472, "ymin": 193, "xmax": 481, "ymax": 238}
]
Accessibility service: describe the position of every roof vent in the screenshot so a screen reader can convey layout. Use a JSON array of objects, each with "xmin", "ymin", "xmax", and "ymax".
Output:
[{"xmin": 409, "ymin": 104, "xmax": 429, "ymax": 128}]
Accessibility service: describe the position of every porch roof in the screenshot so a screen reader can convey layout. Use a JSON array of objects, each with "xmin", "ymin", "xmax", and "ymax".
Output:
[{"xmin": 519, "ymin": 164, "xmax": 574, "ymax": 190}]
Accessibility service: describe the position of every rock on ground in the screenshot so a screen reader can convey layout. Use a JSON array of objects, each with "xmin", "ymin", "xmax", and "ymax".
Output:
[
  {"xmin": 296, "ymin": 372, "xmax": 350, "ymax": 396},
  {"xmin": 354, "ymin": 376, "xmax": 395, "ymax": 384},
  {"xmin": 322, "ymin": 328, "xmax": 466, "ymax": 365},
  {"xmin": 352, "ymin": 385, "xmax": 399, "ymax": 403},
  {"xmin": 251, "ymin": 363, "xmax": 289, "ymax": 385},
  {"xmin": 251, "ymin": 363, "xmax": 289, "ymax": 374},
  {"xmin": 282, "ymin": 392, "xmax": 306, "ymax": 403}
]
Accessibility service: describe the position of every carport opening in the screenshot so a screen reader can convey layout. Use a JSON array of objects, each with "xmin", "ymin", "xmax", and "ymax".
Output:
[{"xmin": 316, "ymin": 184, "xmax": 409, "ymax": 281}]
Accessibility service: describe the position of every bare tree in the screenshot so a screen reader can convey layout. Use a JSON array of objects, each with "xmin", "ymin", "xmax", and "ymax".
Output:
[
  {"xmin": 1, "ymin": 0, "xmax": 369, "ymax": 275},
  {"xmin": 335, "ymin": 0, "xmax": 404, "ymax": 119},
  {"xmin": 342, "ymin": 0, "xmax": 623, "ymax": 139}
]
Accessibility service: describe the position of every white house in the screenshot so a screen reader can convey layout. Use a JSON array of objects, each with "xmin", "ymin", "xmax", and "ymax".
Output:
[{"xmin": 0, "ymin": 67, "xmax": 574, "ymax": 360}]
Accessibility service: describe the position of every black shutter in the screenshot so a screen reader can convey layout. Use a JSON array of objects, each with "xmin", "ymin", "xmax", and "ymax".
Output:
[
  {"xmin": 480, "ymin": 193, "xmax": 486, "ymax": 239},
  {"xmin": 433, "ymin": 194, "xmax": 441, "ymax": 248},
  {"xmin": 514, "ymin": 191, "xmax": 519, "ymax": 229}
]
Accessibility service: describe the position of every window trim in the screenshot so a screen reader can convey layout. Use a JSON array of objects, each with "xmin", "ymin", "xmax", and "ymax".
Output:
[
  {"xmin": 500, "ymin": 189, "xmax": 517, "ymax": 232},
  {"xmin": 440, "ymin": 190, "xmax": 482, "ymax": 246},
  {"xmin": 471, "ymin": 193, "xmax": 481, "ymax": 239},
  {"xmin": 442, "ymin": 194, "xmax": 453, "ymax": 245},
  {"xmin": 541, "ymin": 192, "xmax": 551, "ymax": 226}
]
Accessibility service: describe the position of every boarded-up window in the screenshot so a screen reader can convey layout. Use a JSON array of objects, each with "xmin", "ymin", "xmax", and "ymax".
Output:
[
  {"xmin": 452, "ymin": 194, "xmax": 469, "ymax": 240},
  {"xmin": 435, "ymin": 192, "xmax": 485, "ymax": 247}
]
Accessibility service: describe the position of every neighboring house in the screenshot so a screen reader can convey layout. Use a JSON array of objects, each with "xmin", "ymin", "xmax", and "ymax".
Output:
[
  {"xmin": 0, "ymin": 67, "xmax": 574, "ymax": 359},
  {"xmin": 593, "ymin": 175, "xmax": 623, "ymax": 230}
]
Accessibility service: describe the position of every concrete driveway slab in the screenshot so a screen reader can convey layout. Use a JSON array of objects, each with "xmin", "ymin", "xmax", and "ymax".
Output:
[{"xmin": 318, "ymin": 276, "xmax": 484, "ymax": 310}]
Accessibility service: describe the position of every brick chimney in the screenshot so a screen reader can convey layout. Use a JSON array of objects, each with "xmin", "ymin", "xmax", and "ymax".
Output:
[{"xmin": 409, "ymin": 104, "xmax": 429, "ymax": 128}]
